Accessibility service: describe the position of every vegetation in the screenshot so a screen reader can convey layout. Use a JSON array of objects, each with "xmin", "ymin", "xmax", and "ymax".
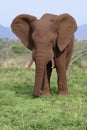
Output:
[
  {"xmin": 0, "ymin": 39, "xmax": 31, "ymax": 68},
  {"xmin": 0, "ymin": 39, "xmax": 87, "ymax": 130}
]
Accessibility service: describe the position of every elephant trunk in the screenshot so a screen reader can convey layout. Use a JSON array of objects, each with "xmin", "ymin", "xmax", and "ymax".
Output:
[
  {"xmin": 33, "ymin": 46, "xmax": 54, "ymax": 97},
  {"xmin": 33, "ymin": 55, "xmax": 46, "ymax": 97}
]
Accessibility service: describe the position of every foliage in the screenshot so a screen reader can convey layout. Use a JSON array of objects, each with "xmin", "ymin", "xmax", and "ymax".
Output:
[
  {"xmin": 0, "ymin": 39, "xmax": 31, "ymax": 68},
  {"xmin": 11, "ymin": 44, "xmax": 29, "ymax": 55},
  {"xmin": 0, "ymin": 38, "xmax": 30, "ymax": 55}
]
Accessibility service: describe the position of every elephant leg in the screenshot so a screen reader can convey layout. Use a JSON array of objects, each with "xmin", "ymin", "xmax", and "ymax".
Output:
[
  {"xmin": 41, "ymin": 62, "xmax": 52, "ymax": 96},
  {"xmin": 55, "ymin": 51, "xmax": 69, "ymax": 96}
]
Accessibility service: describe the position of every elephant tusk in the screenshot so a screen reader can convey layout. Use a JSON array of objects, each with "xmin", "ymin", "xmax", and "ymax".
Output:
[
  {"xmin": 25, "ymin": 59, "xmax": 33, "ymax": 68},
  {"xmin": 51, "ymin": 58, "xmax": 55, "ymax": 69},
  {"xmin": 25, "ymin": 49, "xmax": 35, "ymax": 69},
  {"xmin": 27, "ymin": 58, "xmax": 34, "ymax": 68}
]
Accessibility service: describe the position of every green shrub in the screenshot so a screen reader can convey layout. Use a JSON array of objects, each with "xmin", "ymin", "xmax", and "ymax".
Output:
[{"xmin": 11, "ymin": 45, "xmax": 29, "ymax": 55}]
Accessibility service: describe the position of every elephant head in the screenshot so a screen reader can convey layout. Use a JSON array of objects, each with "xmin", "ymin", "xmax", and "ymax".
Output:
[{"xmin": 11, "ymin": 13, "xmax": 77, "ymax": 97}]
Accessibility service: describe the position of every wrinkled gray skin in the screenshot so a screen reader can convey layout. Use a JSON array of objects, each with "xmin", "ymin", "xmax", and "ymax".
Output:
[{"xmin": 11, "ymin": 13, "xmax": 77, "ymax": 97}]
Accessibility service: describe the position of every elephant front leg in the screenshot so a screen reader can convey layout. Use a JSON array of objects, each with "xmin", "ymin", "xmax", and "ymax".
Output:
[
  {"xmin": 55, "ymin": 56, "xmax": 69, "ymax": 96},
  {"xmin": 57, "ymin": 71, "xmax": 69, "ymax": 96}
]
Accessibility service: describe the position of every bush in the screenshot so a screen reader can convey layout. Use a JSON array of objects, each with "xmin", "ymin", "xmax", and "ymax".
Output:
[{"xmin": 11, "ymin": 44, "xmax": 30, "ymax": 55}]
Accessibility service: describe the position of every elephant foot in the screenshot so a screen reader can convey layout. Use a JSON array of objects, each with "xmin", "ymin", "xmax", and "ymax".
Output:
[
  {"xmin": 33, "ymin": 93, "xmax": 40, "ymax": 98},
  {"xmin": 58, "ymin": 90, "xmax": 69, "ymax": 96},
  {"xmin": 40, "ymin": 90, "xmax": 51, "ymax": 97},
  {"xmin": 33, "ymin": 90, "xmax": 51, "ymax": 98},
  {"xmin": 33, "ymin": 90, "xmax": 41, "ymax": 98}
]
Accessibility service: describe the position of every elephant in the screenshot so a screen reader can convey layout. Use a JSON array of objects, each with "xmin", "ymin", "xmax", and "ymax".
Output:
[{"xmin": 11, "ymin": 13, "xmax": 77, "ymax": 97}]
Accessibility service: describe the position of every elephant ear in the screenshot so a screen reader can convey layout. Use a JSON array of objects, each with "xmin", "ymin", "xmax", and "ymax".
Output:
[
  {"xmin": 11, "ymin": 14, "xmax": 36, "ymax": 50},
  {"xmin": 57, "ymin": 14, "xmax": 77, "ymax": 51}
]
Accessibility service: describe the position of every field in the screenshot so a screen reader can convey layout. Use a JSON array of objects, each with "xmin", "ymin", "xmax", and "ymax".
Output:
[{"xmin": 0, "ymin": 39, "xmax": 87, "ymax": 130}]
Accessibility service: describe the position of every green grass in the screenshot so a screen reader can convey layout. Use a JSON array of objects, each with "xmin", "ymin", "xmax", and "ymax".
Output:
[{"xmin": 0, "ymin": 66, "xmax": 87, "ymax": 130}]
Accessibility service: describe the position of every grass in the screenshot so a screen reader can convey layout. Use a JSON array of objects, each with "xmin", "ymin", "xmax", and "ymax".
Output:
[{"xmin": 0, "ymin": 66, "xmax": 87, "ymax": 130}]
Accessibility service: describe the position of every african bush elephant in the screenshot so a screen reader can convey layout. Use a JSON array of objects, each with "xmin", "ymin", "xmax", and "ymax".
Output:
[{"xmin": 11, "ymin": 13, "xmax": 77, "ymax": 97}]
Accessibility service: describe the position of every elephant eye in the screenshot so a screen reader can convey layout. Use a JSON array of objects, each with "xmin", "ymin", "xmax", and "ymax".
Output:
[{"xmin": 50, "ymin": 19, "xmax": 54, "ymax": 22}]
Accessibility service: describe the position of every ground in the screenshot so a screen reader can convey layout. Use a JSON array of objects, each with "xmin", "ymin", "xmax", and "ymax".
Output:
[{"xmin": 0, "ymin": 66, "xmax": 87, "ymax": 130}]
